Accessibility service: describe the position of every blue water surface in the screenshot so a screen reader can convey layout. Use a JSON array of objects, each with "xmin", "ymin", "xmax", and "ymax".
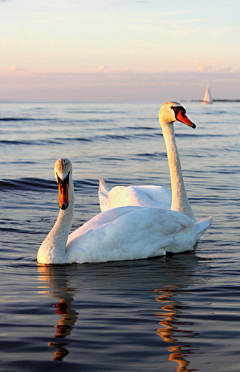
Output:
[{"xmin": 0, "ymin": 101, "xmax": 239, "ymax": 372}]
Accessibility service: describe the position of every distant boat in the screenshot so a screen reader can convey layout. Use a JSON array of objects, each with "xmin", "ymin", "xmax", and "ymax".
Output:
[{"xmin": 201, "ymin": 84, "xmax": 213, "ymax": 104}]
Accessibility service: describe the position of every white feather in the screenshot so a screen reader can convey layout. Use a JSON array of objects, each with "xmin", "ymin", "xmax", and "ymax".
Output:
[{"xmin": 37, "ymin": 159, "xmax": 212, "ymax": 265}]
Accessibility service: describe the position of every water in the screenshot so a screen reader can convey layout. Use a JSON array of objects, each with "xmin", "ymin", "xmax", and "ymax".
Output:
[{"xmin": 0, "ymin": 101, "xmax": 239, "ymax": 372}]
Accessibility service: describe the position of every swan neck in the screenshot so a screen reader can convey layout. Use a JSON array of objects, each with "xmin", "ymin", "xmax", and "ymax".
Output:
[
  {"xmin": 161, "ymin": 120, "xmax": 196, "ymax": 221},
  {"xmin": 38, "ymin": 182, "xmax": 75, "ymax": 264}
]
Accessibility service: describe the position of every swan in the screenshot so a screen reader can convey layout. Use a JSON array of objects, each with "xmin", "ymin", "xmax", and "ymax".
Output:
[
  {"xmin": 99, "ymin": 102, "xmax": 196, "ymax": 221},
  {"xmin": 37, "ymin": 158, "xmax": 212, "ymax": 265}
]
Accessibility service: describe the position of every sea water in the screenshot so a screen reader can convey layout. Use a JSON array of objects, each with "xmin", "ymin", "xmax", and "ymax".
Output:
[{"xmin": 0, "ymin": 101, "xmax": 239, "ymax": 371}]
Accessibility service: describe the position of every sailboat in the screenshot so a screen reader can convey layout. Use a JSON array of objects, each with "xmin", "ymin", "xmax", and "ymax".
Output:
[{"xmin": 201, "ymin": 84, "xmax": 213, "ymax": 104}]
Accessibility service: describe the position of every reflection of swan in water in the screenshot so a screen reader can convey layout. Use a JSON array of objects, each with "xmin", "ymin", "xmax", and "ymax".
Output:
[
  {"xmin": 38, "ymin": 265, "xmax": 78, "ymax": 361},
  {"xmin": 38, "ymin": 254, "xmax": 210, "ymax": 368},
  {"xmin": 154, "ymin": 283, "xmax": 198, "ymax": 372}
]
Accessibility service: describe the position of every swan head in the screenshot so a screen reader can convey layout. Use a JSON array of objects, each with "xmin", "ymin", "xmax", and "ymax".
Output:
[
  {"xmin": 159, "ymin": 102, "xmax": 196, "ymax": 129},
  {"xmin": 54, "ymin": 158, "xmax": 73, "ymax": 211}
]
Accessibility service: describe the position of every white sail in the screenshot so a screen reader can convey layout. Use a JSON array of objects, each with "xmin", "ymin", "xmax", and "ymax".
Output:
[{"xmin": 201, "ymin": 84, "xmax": 213, "ymax": 104}]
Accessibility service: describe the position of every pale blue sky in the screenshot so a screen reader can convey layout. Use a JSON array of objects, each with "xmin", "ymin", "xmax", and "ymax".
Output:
[{"xmin": 1, "ymin": 0, "xmax": 240, "ymax": 100}]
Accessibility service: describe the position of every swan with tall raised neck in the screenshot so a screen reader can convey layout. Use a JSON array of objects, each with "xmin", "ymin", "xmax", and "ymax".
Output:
[
  {"xmin": 98, "ymin": 102, "xmax": 196, "ymax": 221},
  {"xmin": 37, "ymin": 158, "xmax": 212, "ymax": 265}
]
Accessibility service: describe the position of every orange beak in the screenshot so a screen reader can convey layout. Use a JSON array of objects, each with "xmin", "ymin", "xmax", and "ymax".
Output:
[
  {"xmin": 58, "ymin": 181, "xmax": 69, "ymax": 210},
  {"xmin": 176, "ymin": 110, "xmax": 196, "ymax": 128}
]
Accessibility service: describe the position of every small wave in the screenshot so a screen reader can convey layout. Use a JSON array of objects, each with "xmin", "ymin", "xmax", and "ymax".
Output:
[
  {"xmin": 74, "ymin": 179, "xmax": 98, "ymax": 188},
  {"xmin": 99, "ymin": 157, "xmax": 125, "ymax": 161},
  {"xmin": 217, "ymin": 169, "xmax": 240, "ymax": 175},
  {"xmin": 204, "ymin": 110, "xmax": 229, "ymax": 115},
  {"xmin": 97, "ymin": 134, "xmax": 131, "ymax": 141},
  {"xmin": 0, "ymin": 140, "xmax": 34, "ymax": 145},
  {"xmin": 0, "ymin": 177, "xmax": 98, "ymax": 192},
  {"xmin": 78, "ymin": 119, "xmax": 114, "ymax": 123},
  {"xmin": 0, "ymin": 227, "xmax": 31, "ymax": 234},
  {"xmin": 126, "ymin": 126, "xmax": 155, "ymax": 130},
  {"xmin": 65, "ymin": 110, "xmax": 127, "ymax": 114},
  {"xmin": 135, "ymin": 152, "xmax": 167, "ymax": 158},
  {"xmin": 63, "ymin": 137, "xmax": 93, "ymax": 142},
  {"xmin": 0, "ymin": 139, "xmax": 63, "ymax": 146},
  {"xmin": 0, "ymin": 117, "xmax": 56, "ymax": 122},
  {"xmin": 0, "ymin": 117, "xmax": 34, "ymax": 122},
  {"xmin": 176, "ymin": 133, "xmax": 226, "ymax": 138},
  {"xmin": 0, "ymin": 178, "xmax": 56, "ymax": 192},
  {"xmin": 96, "ymin": 133, "xmax": 160, "ymax": 141}
]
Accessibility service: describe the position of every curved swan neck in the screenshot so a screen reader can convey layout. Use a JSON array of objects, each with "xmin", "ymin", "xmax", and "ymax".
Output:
[
  {"xmin": 161, "ymin": 120, "xmax": 196, "ymax": 221},
  {"xmin": 37, "ymin": 181, "xmax": 75, "ymax": 264}
]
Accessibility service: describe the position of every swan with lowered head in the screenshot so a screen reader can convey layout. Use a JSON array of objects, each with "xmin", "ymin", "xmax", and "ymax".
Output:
[
  {"xmin": 37, "ymin": 158, "xmax": 212, "ymax": 265},
  {"xmin": 99, "ymin": 102, "xmax": 196, "ymax": 221}
]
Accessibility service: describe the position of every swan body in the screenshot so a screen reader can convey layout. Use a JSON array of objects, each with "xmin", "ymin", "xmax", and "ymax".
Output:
[
  {"xmin": 98, "ymin": 102, "xmax": 196, "ymax": 221},
  {"xmin": 37, "ymin": 158, "xmax": 212, "ymax": 265},
  {"xmin": 99, "ymin": 179, "xmax": 172, "ymax": 212}
]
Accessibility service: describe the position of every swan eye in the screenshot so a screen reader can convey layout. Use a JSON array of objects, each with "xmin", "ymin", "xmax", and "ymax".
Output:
[
  {"xmin": 65, "ymin": 171, "xmax": 70, "ymax": 185},
  {"xmin": 56, "ymin": 174, "xmax": 61, "ymax": 184},
  {"xmin": 171, "ymin": 106, "xmax": 186, "ymax": 118},
  {"xmin": 56, "ymin": 171, "xmax": 70, "ymax": 185}
]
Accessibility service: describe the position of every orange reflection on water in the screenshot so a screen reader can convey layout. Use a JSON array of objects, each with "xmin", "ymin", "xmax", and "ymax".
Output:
[{"xmin": 154, "ymin": 285, "xmax": 197, "ymax": 372}]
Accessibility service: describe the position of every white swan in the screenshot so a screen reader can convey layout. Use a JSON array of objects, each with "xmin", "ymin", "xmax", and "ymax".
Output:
[
  {"xmin": 37, "ymin": 158, "xmax": 212, "ymax": 265},
  {"xmin": 99, "ymin": 102, "xmax": 195, "ymax": 221}
]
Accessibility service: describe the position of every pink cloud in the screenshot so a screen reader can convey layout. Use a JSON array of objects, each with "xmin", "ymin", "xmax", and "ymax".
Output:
[
  {"xmin": 154, "ymin": 68, "xmax": 167, "ymax": 73},
  {"xmin": 195, "ymin": 65, "xmax": 234, "ymax": 73},
  {"xmin": 97, "ymin": 65, "xmax": 107, "ymax": 72},
  {"xmin": 7, "ymin": 64, "xmax": 27, "ymax": 73},
  {"xmin": 7, "ymin": 64, "xmax": 17, "ymax": 72}
]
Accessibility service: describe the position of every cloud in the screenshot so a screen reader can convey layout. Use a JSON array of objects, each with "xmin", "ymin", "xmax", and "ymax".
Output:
[
  {"xmin": 109, "ymin": 66, "xmax": 132, "ymax": 73},
  {"xmin": 97, "ymin": 65, "xmax": 107, "ymax": 72},
  {"xmin": 7, "ymin": 64, "xmax": 27, "ymax": 73},
  {"xmin": 195, "ymin": 65, "xmax": 234, "ymax": 73},
  {"xmin": 96, "ymin": 65, "xmax": 133, "ymax": 73},
  {"xmin": 7, "ymin": 65, "xmax": 17, "ymax": 72},
  {"xmin": 154, "ymin": 68, "xmax": 167, "ymax": 73},
  {"xmin": 72, "ymin": 66, "xmax": 133, "ymax": 74}
]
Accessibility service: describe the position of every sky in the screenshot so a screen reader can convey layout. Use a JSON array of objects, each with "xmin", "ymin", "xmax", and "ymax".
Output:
[{"xmin": 1, "ymin": 0, "xmax": 240, "ymax": 101}]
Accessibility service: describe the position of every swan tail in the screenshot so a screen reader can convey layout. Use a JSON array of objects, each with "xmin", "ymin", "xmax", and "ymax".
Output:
[
  {"xmin": 98, "ymin": 177, "xmax": 111, "ymax": 212},
  {"xmin": 192, "ymin": 216, "xmax": 213, "ymax": 240}
]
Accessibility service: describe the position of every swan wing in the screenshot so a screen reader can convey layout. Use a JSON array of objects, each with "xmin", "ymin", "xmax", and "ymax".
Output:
[
  {"xmin": 67, "ymin": 205, "xmax": 140, "ymax": 243},
  {"xmin": 128, "ymin": 185, "xmax": 172, "ymax": 207},
  {"xmin": 98, "ymin": 177, "xmax": 111, "ymax": 212},
  {"xmin": 171, "ymin": 216, "xmax": 213, "ymax": 254},
  {"xmin": 191, "ymin": 216, "xmax": 213, "ymax": 240},
  {"xmin": 98, "ymin": 178, "xmax": 172, "ymax": 212},
  {"xmin": 65, "ymin": 207, "xmax": 207, "ymax": 264}
]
